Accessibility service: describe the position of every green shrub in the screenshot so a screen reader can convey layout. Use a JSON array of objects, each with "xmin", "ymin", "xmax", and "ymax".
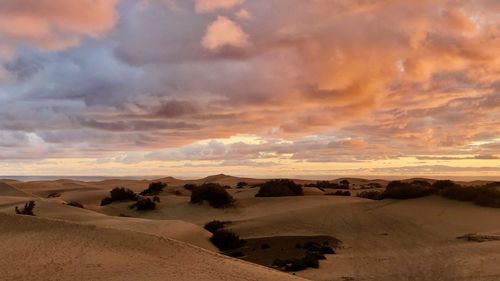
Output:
[
  {"xmin": 190, "ymin": 183, "xmax": 234, "ymax": 208},
  {"xmin": 15, "ymin": 201, "xmax": 35, "ymax": 216},
  {"xmin": 140, "ymin": 182, "xmax": 166, "ymax": 196},
  {"xmin": 255, "ymin": 179, "xmax": 303, "ymax": 197}
]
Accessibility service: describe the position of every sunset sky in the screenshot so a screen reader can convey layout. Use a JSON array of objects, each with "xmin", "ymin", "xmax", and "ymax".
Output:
[{"xmin": 0, "ymin": 0, "xmax": 499, "ymax": 179}]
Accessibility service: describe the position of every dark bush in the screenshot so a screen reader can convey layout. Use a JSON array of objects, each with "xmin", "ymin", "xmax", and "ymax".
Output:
[
  {"xmin": 310, "ymin": 181, "xmax": 340, "ymax": 189},
  {"xmin": 440, "ymin": 183, "xmax": 500, "ymax": 208},
  {"xmin": 320, "ymin": 246, "xmax": 335, "ymax": 254},
  {"xmin": 367, "ymin": 182, "xmax": 382, "ymax": 189},
  {"xmin": 339, "ymin": 179, "xmax": 350, "ymax": 189},
  {"xmin": 432, "ymin": 180, "xmax": 459, "ymax": 191},
  {"xmin": 66, "ymin": 201, "xmax": 84, "ymax": 208},
  {"xmin": 226, "ymin": 251, "xmax": 245, "ymax": 258},
  {"xmin": 190, "ymin": 183, "xmax": 234, "ymax": 208},
  {"xmin": 140, "ymin": 182, "xmax": 166, "ymax": 196},
  {"xmin": 307, "ymin": 251, "xmax": 326, "ymax": 260},
  {"xmin": 47, "ymin": 192, "xmax": 61, "ymax": 198},
  {"xmin": 130, "ymin": 197, "xmax": 156, "ymax": 211},
  {"xmin": 412, "ymin": 180, "xmax": 431, "ymax": 187},
  {"xmin": 382, "ymin": 181, "xmax": 434, "ymax": 199},
  {"xmin": 236, "ymin": 181, "xmax": 248, "ymax": 189},
  {"xmin": 184, "ymin": 183, "xmax": 197, "ymax": 191},
  {"xmin": 273, "ymin": 258, "xmax": 287, "ymax": 268},
  {"xmin": 261, "ymin": 243, "xmax": 270, "ymax": 249},
  {"xmin": 440, "ymin": 185, "xmax": 477, "ymax": 201},
  {"xmin": 210, "ymin": 229, "xmax": 245, "ymax": 251},
  {"xmin": 101, "ymin": 187, "xmax": 138, "ymax": 206},
  {"xmin": 326, "ymin": 190, "xmax": 351, "ymax": 196},
  {"xmin": 302, "ymin": 254, "xmax": 320, "ymax": 268},
  {"xmin": 303, "ymin": 241, "xmax": 322, "ymax": 252},
  {"xmin": 204, "ymin": 220, "xmax": 228, "ymax": 233},
  {"xmin": 358, "ymin": 190, "xmax": 383, "ymax": 200},
  {"xmin": 285, "ymin": 259, "xmax": 307, "ymax": 272},
  {"xmin": 255, "ymin": 179, "xmax": 303, "ymax": 197},
  {"xmin": 15, "ymin": 201, "xmax": 35, "ymax": 216}
]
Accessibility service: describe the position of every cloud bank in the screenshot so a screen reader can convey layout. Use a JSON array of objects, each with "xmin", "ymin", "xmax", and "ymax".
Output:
[{"xmin": 0, "ymin": 0, "xmax": 498, "ymax": 177}]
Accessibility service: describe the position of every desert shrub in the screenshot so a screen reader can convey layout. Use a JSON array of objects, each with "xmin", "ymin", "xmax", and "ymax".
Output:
[
  {"xmin": 273, "ymin": 258, "xmax": 287, "ymax": 268},
  {"xmin": 327, "ymin": 190, "xmax": 351, "ymax": 196},
  {"xmin": 66, "ymin": 201, "xmax": 84, "ymax": 208},
  {"xmin": 432, "ymin": 180, "xmax": 459, "ymax": 191},
  {"xmin": 47, "ymin": 192, "xmax": 61, "ymax": 198},
  {"xmin": 311, "ymin": 181, "xmax": 340, "ymax": 189},
  {"xmin": 339, "ymin": 179, "xmax": 350, "ymax": 189},
  {"xmin": 236, "ymin": 181, "xmax": 248, "ymax": 189},
  {"xmin": 285, "ymin": 259, "xmax": 307, "ymax": 272},
  {"xmin": 130, "ymin": 197, "xmax": 156, "ymax": 211},
  {"xmin": 226, "ymin": 251, "xmax": 245, "ymax": 258},
  {"xmin": 101, "ymin": 187, "xmax": 138, "ymax": 206},
  {"xmin": 358, "ymin": 190, "xmax": 383, "ymax": 200},
  {"xmin": 367, "ymin": 182, "xmax": 382, "ymax": 189},
  {"xmin": 140, "ymin": 182, "xmax": 166, "ymax": 196},
  {"xmin": 302, "ymin": 254, "xmax": 320, "ymax": 268},
  {"xmin": 210, "ymin": 229, "xmax": 245, "ymax": 251},
  {"xmin": 440, "ymin": 183, "xmax": 500, "ymax": 208},
  {"xmin": 440, "ymin": 185, "xmax": 477, "ymax": 201},
  {"xmin": 381, "ymin": 181, "xmax": 434, "ymax": 199},
  {"xmin": 204, "ymin": 220, "xmax": 228, "ymax": 233},
  {"xmin": 153, "ymin": 196, "xmax": 160, "ymax": 203},
  {"xmin": 255, "ymin": 179, "xmax": 303, "ymax": 197},
  {"xmin": 15, "ymin": 201, "xmax": 35, "ymax": 216},
  {"xmin": 183, "ymin": 183, "xmax": 197, "ymax": 191},
  {"xmin": 474, "ymin": 186, "xmax": 500, "ymax": 208},
  {"xmin": 190, "ymin": 183, "xmax": 234, "ymax": 208},
  {"xmin": 411, "ymin": 180, "xmax": 431, "ymax": 187},
  {"xmin": 261, "ymin": 243, "xmax": 270, "ymax": 249}
]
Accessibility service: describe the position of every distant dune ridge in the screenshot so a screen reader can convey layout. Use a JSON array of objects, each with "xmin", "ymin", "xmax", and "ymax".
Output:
[{"xmin": 1, "ymin": 174, "xmax": 499, "ymax": 281}]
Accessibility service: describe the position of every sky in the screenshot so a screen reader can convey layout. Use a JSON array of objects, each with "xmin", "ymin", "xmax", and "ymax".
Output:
[{"xmin": 0, "ymin": 0, "xmax": 499, "ymax": 179}]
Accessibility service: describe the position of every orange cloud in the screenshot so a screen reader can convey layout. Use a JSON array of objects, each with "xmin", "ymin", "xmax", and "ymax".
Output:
[
  {"xmin": 202, "ymin": 16, "xmax": 250, "ymax": 51},
  {"xmin": 195, "ymin": 0, "xmax": 245, "ymax": 13},
  {"xmin": 0, "ymin": 0, "xmax": 118, "ymax": 58}
]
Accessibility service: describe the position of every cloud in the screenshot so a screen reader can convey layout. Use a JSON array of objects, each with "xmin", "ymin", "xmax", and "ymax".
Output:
[
  {"xmin": 195, "ymin": 0, "xmax": 245, "ymax": 13},
  {"xmin": 0, "ymin": 0, "xmax": 118, "ymax": 58},
  {"xmin": 201, "ymin": 16, "xmax": 250, "ymax": 51},
  {"xmin": 0, "ymin": 0, "xmax": 499, "ymax": 177}
]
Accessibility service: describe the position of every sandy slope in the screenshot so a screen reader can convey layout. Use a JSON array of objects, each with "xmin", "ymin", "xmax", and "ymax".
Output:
[
  {"xmin": 2, "ymin": 175, "xmax": 499, "ymax": 281},
  {"xmin": 0, "ymin": 213, "xmax": 306, "ymax": 281}
]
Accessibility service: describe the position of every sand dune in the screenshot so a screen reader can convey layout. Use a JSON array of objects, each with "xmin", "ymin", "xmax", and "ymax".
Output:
[
  {"xmin": 1, "ymin": 175, "xmax": 499, "ymax": 281},
  {"xmin": 0, "ymin": 213, "xmax": 306, "ymax": 281}
]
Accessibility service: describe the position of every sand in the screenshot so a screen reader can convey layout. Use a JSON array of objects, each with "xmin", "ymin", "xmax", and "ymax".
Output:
[{"xmin": 1, "ymin": 175, "xmax": 499, "ymax": 281}]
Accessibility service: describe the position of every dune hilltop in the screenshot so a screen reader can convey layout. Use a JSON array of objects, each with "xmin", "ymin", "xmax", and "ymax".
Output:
[{"xmin": 1, "ymin": 175, "xmax": 499, "ymax": 281}]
